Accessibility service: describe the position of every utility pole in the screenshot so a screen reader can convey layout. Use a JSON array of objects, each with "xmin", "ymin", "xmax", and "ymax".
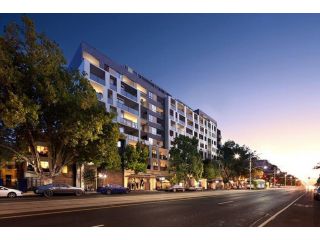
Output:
[
  {"xmin": 284, "ymin": 173, "xmax": 287, "ymax": 187},
  {"xmin": 273, "ymin": 167, "xmax": 276, "ymax": 188}
]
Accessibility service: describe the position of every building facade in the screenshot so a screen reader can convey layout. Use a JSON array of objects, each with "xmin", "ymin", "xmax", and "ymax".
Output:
[{"xmin": 69, "ymin": 42, "xmax": 220, "ymax": 190}]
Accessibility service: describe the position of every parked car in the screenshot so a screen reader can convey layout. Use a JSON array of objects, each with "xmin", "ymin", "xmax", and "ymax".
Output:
[
  {"xmin": 34, "ymin": 183, "xmax": 85, "ymax": 197},
  {"xmin": 314, "ymin": 187, "xmax": 320, "ymax": 200},
  {"xmin": 0, "ymin": 186, "xmax": 23, "ymax": 198},
  {"xmin": 246, "ymin": 183, "xmax": 255, "ymax": 189},
  {"xmin": 187, "ymin": 186, "xmax": 203, "ymax": 191},
  {"xmin": 168, "ymin": 185, "xmax": 185, "ymax": 192},
  {"xmin": 100, "ymin": 184, "xmax": 130, "ymax": 195}
]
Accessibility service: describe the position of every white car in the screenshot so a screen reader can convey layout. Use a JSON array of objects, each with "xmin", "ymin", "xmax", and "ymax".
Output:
[{"xmin": 0, "ymin": 186, "xmax": 23, "ymax": 198}]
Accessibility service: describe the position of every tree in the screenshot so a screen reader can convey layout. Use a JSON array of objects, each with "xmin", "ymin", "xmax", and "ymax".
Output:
[
  {"xmin": 0, "ymin": 16, "xmax": 121, "ymax": 182},
  {"xmin": 169, "ymin": 135, "xmax": 203, "ymax": 186},
  {"xmin": 203, "ymin": 159, "xmax": 221, "ymax": 180},
  {"xmin": 122, "ymin": 142, "xmax": 149, "ymax": 174},
  {"xmin": 218, "ymin": 140, "xmax": 256, "ymax": 183}
]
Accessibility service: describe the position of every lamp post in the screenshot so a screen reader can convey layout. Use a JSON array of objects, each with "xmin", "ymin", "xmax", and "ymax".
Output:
[
  {"xmin": 284, "ymin": 173, "xmax": 287, "ymax": 187},
  {"xmin": 234, "ymin": 153, "xmax": 253, "ymax": 190},
  {"xmin": 249, "ymin": 155, "xmax": 252, "ymax": 190}
]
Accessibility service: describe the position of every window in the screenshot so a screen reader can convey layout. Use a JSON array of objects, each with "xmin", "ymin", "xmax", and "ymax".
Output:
[
  {"xmin": 170, "ymin": 109, "xmax": 174, "ymax": 116},
  {"xmin": 62, "ymin": 166, "xmax": 68, "ymax": 174},
  {"xmin": 170, "ymin": 130, "xmax": 174, "ymax": 137},
  {"xmin": 152, "ymin": 149, "xmax": 157, "ymax": 158},
  {"xmin": 40, "ymin": 161, "xmax": 49, "ymax": 169},
  {"xmin": 149, "ymin": 126, "xmax": 157, "ymax": 135},
  {"xmin": 148, "ymin": 92, "xmax": 153, "ymax": 99},
  {"xmin": 148, "ymin": 115, "xmax": 157, "ymax": 123},
  {"xmin": 149, "ymin": 103, "xmax": 157, "ymax": 112},
  {"xmin": 37, "ymin": 146, "xmax": 48, "ymax": 157}
]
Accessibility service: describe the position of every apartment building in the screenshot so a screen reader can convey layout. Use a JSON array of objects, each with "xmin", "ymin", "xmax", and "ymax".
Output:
[
  {"xmin": 70, "ymin": 42, "xmax": 220, "ymax": 190},
  {"xmin": 166, "ymin": 97, "xmax": 219, "ymax": 160}
]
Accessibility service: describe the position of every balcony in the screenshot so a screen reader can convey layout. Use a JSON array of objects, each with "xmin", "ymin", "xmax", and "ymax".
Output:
[
  {"xmin": 110, "ymin": 84, "xmax": 117, "ymax": 91},
  {"xmin": 118, "ymin": 117, "xmax": 139, "ymax": 129},
  {"xmin": 107, "ymin": 98, "xmax": 113, "ymax": 105},
  {"xmin": 120, "ymin": 88, "xmax": 138, "ymax": 102},
  {"xmin": 177, "ymin": 109, "xmax": 185, "ymax": 116},
  {"xmin": 187, "ymin": 114, "xmax": 193, "ymax": 121},
  {"xmin": 125, "ymin": 134, "xmax": 139, "ymax": 142},
  {"xmin": 187, "ymin": 124, "xmax": 193, "ymax": 129},
  {"xmin": 117, "ymin": 101, "xmax": 139, "ymax": 115},
  {"xmin": 170, "ymin": 104, "xmax": 176, "ymax": 109},
  {"xmin": 90, "ymin": 73, "xmax": 105, "ymax": 85},
  {"xmin": 177, "ymin": 129, "xmax": 185, "ymax": 135},
  {"xmin": 160, "ymin": 166, "xmax": 168, "ymax": 171},
  {"xmin": 186, "ymin": 133, "xmax": 193, "ymax": 138},
  {"xmin": 170, "ymin": 126, "xmax": 176, "ymax": 131},
  {"xmin": 177, "ymin": 119, "xmax": 185, "ymax": 126},
  {"xmin": 96, "ymin": 92, "xmax": 103, "ymax": 101}
]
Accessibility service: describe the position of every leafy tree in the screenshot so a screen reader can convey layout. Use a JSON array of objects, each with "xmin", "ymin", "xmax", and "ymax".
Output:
[
  {"xmin": 203, "ymin": 159, "xmax": 221, "ymax": 180},
  {"xmin": 122, "ymin": 142, "xmax": 149, "ymax": 174},
  {"xmin": 218, "ymin": 140, "xmax": 256, "ymax": 183},
  {"xmin": 169, "ymin": 135, "xmax": 203, "ymax": 186},
  {"xmin": 0, "ymin": 16, "xmax": 121, "ymax": 181}
]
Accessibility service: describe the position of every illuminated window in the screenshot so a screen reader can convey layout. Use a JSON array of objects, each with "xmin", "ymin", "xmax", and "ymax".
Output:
[
  {"xmin": 37, "ymin": 146, "xmax": 48, "ymax": 157},
  {"xmin": 62, "ymin": 166, "xmax": 68, "ymax": 174},
  {"xmin": 40, "ymin": 161, "xmax": 49, "ymax": 169}
]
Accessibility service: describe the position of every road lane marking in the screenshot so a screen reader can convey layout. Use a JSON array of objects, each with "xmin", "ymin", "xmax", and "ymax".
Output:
[
  {"xmin": 249, "ymin": 213, "xmax": 270, "ymax": 227},
  {"xmin": 218, "ymin": 201, "xmax": 234, "ymax": 205},
  {"xmin": 92, "ymin": 224, "xmax": 104, "ymax": 227},
  {"xmin": 258, "ymin": 192, "xmax": 306, "ymax": 227}
]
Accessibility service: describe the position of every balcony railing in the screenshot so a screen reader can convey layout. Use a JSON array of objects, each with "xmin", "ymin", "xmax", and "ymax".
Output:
[
  {"xmin": 110, "ymin": 84, "xmax": 117, "ymax": 91},
  {"xmin": 187, "ymin": 124, "xmax": 193, "ymax": 129},
  {"xmin": 107, "ymin": 98, "xmax": 113, "ymax": 105},
  {"xmin": 120, "ymin": 88, "xmax": 138, "ymax": 102},
  {"xmin": 177, "ymin": 119, "xmax": 185, "ymax": 125},
  {"xmin": 117, "ymin": 101, "xmax": 139, "ymax": 115},
  {"xmin": 96, "ymin": 93, "xmax": 103, "ymax": 101},
  {"xmin": 170, "ymin": 126, "xmax": 176, "ymax": 131},
  {"xmin": 118, "ymin": 117, "xmax": 139, "ymax": 129},
  {"xmin": 169, "ymin": 115, "xmax": 175, "ymax": 121},
  {"xmin": 177, "ymin": 109, "xmax": 185, "ymax": 116},
  {"xmin": 90, "ymin": 73, "xmax": 105, "ymax": 85},
  {"xmin": 187, "ymin": 114, "xmax": 193, "ymax": 121},
  {"xmin": 186, "ymin": 133, "xmax": 193, "ymax": 138},
  {"xmin": 170, "ymin": 104, "xmax": 176, "ymax": 109},
  {"xmin": 160, "ymin": 166, "xmax": 168, "ymax": 171},
  {"xmin": 125, "ymin": 134, "xmax": 139, "ymax": 142}
]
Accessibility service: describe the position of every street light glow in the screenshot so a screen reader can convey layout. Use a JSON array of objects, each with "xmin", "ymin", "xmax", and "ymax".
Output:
[{"xmin": 234, "ymin": 153, "xmax": 240, "ymax": 160}]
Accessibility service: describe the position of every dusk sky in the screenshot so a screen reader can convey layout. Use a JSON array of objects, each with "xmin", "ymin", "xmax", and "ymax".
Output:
[{"xmin": 1, "ymin": 14, "xmax": 320, "ymax": 181}]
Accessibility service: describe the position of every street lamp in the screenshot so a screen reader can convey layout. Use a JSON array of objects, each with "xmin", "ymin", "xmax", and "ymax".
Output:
[
  {"xmin": 234, "ymin": 153, "xmax": 253, "ymax": 190},
  {"xmin": 284, "ymin": 173, "xmax": 287, "ymax": 187}
]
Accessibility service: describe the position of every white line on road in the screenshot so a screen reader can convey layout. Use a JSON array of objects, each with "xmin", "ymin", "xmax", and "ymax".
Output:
[
  {"xmin": 217, "ymin": 201, "xmax": 234, "ymax": 205},
  {"xmin": 92, "ymin": 224, "xmax": 104, "ymax": 227},
  {"xmin": 258, "ymin": 192, "xmax": 306, "ymax": 227}
]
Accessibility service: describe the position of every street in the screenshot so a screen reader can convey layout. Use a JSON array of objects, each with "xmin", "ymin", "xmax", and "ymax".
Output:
[{"xmin": 0, "ymin": 187, "xmax": 315, "ymax": 227}]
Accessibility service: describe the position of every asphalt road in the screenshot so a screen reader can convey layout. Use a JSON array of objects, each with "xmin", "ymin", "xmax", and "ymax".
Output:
[{"xmin": 0, "ymin": 188, "xmax": 308, "ymax": 227}]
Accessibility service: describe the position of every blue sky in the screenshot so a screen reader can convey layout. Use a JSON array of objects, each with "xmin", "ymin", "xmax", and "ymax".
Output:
[{"xmin": 1, "ymin": 14, "xmax": 320, "ymax": 180}]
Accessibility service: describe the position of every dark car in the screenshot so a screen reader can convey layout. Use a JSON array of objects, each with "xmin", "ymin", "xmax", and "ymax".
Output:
[
  {"xmin": 314, "ymin": 187, "xmax": 320, "ymax": 200},
  {"xmin": 168, "ymin": 184, "xmax": 185, "ymax": 192},
  {"xmin": 34, "ymin": 183, "xmax": 85, "ymax": 197},
  {"xmin": 100, "ymin": 184, "xmax": 130, "ymax": 195}
]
